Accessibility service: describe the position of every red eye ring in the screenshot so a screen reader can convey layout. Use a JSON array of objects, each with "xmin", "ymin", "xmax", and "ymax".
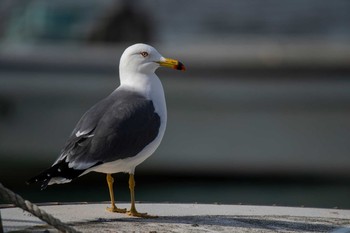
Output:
[{"xmin": 140, "ymin": 52, "xmax": 149, "ymax": 57}]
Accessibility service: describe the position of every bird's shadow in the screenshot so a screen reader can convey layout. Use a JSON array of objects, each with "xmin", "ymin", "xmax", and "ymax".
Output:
[{"xmin": 84, "ymin": 215, "xmax": 343, "ymax": 232}]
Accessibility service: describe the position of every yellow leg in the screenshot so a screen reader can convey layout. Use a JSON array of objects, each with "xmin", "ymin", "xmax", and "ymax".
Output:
[
  {"xmin": 127, "ymin": 174, "xmax": 156, "ymax": 218},
  {"xmin": 106, "ymin": 174, "xmax": 126, "ymax": 213}
]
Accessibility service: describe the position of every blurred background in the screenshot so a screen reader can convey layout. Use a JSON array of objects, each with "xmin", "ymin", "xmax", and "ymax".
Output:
[{"xmin": 1, "ymin": 0, "xmax": 350, "ymax": 208}]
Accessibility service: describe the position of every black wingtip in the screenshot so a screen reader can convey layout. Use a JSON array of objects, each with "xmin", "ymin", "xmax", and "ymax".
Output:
[
  {"xmin": 26, "ymin": 177, "xmax": 37, "ymax": 185},
  {"xmin": 40, "ymin": 179, "xmax": 49, "ymax": 190},
  {"xmin": 27, "ymin": 160, "xmax": 89, "ymax": 190},
  {"xmin": 26, "ymin": 173, "xmax": 50, "ymax": 189},
  {"xmin": 26, "ymin": 175, "xmax": 38, "ymax": 184}
]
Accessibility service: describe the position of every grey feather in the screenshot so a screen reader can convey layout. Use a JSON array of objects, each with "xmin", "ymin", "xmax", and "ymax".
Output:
[{"xmin": 56, "ymin": 89, "xmax": 161, "ymax": 169}]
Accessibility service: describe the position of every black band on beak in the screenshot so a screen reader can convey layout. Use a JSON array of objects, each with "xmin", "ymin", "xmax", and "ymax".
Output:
[{"xmin": 176, "ymin": 61, "xmax": 186, "ymax": 71}]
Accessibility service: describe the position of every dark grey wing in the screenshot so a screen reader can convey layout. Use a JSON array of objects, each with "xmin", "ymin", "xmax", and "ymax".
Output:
[
  {"xmin": 27, "ymin": 93, "xmax": 115, "ymax": 188},
  {"xmin": 67, "ymin": 91, "xmax": 161, "ymax": 168},
  {"xmin": 27, "ymin": 90, "xmax": 161, "ymax": 188},
  {"xmin": 53, "ymin": 95, "xmax": 114, "ymax": 167}
]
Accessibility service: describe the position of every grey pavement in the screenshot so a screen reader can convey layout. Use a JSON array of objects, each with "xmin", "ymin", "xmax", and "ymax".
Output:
[{"xmin": 1, "ymin": 203, "xmax": 350, "ymax": 232}]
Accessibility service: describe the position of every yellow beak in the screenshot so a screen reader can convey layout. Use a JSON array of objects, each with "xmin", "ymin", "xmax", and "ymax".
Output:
[{"xmin": 157, "ymin": 58, "xmax": 186, "ymax": 71}]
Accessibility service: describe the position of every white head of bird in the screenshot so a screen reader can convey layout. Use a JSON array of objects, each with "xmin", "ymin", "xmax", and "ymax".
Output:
[{"xmin": 119, "ymin": 43, "xmax": 185, "ymax": 89}]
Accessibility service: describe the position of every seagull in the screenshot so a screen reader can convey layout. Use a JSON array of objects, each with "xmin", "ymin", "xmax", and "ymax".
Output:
[{"xmin": 27, "ymin": 43, "xmax": 185, "ymax": 218}]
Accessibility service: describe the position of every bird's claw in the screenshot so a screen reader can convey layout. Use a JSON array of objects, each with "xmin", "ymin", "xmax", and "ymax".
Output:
[
  {"xmin": 127, "ymin": 209, "xmax": 157, "ymax": 218},
  {"xmin": 106, "ymin": 205, "xmax": 127, "ymax": 213}
]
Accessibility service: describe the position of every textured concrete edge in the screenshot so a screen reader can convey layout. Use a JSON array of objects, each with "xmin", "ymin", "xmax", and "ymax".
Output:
[
  {"xmin": 2, "ymin": 203, "xmax": 350, "ymax": 233},
  {"xmin": 2, "ymin": 203, "xmax": 350, "ymax": 219}
]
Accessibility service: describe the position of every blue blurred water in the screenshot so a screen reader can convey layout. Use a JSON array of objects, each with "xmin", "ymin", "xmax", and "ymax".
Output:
[{"xmin": 1, "ymin": 0, "xmax": 350, "ymax": 44}]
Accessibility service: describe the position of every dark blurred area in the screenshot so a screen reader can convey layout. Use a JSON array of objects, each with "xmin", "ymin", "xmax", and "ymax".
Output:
[{"xmin": 1, "ymin": 0, "xmax": 350, "ymax": 208}]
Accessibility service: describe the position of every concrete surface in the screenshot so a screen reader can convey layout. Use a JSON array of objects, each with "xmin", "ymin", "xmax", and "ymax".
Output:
[{"xmin": 1, "ymin": 203, "xmax": 350, "ymax": 232}]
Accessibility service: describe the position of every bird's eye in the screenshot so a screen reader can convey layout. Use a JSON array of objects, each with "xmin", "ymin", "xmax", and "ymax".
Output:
[{"xmin": 140, "ymin": 52, "xmax": 149, "ymax": 57}]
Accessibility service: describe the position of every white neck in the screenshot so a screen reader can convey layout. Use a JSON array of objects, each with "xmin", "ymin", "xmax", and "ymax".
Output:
[{"xmin": 119, "ymin": 70, "xmax": 167, "ymax": 124}]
